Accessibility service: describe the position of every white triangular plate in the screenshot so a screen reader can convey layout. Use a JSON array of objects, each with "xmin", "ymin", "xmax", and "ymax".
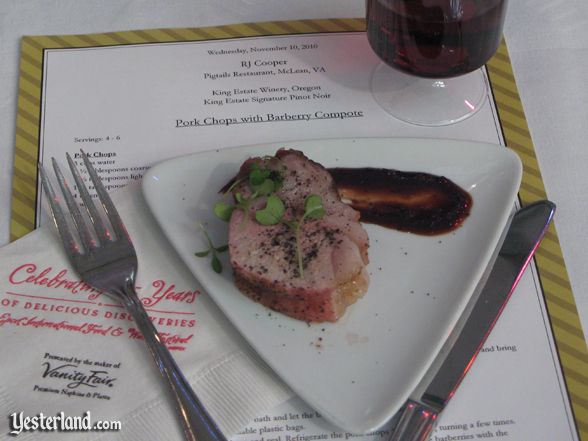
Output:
[{"xmin": 142, "ymin": 138, "xmax": 522, "ymax": 433}]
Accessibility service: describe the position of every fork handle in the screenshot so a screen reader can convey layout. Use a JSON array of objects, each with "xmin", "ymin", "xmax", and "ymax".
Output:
[{"xmin": 122, "ymin": 283, "xmax": 226, "ymax": 441}]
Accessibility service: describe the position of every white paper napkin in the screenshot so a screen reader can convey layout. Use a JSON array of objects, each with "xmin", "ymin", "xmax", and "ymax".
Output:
[{"xmin": 0, "ymin": 182, "xmax": 293, "ymax": 440}]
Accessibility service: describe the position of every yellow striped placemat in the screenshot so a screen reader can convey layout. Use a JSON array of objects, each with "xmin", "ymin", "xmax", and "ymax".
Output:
[
  {"xmin": 11, "ymin": 18, "xmax": 588, "ymax": 440},
  {"xmin": 488, "ymin": 44, "xmax": 588, "ymax": 438}
]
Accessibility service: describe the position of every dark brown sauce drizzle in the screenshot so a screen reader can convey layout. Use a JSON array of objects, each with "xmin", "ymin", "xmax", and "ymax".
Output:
[{"xmin": 328, "ymin": 167, "xmax": 472, "ymax": 235}]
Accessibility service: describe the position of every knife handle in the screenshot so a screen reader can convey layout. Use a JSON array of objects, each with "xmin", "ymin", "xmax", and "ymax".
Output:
[{"xmin": 389, "ymin": 400, "xmax": 438, "ymax": 441}]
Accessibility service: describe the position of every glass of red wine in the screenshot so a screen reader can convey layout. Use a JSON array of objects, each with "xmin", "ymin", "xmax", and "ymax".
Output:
[{"xmin": 366, "ymin": 0, "xmax": 508, "ymax": 126}]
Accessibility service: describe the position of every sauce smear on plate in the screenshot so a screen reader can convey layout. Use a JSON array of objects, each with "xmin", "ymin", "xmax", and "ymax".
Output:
[{"xmin": 329, "ymin": 167, "xmax": 472, "ymax": 235}]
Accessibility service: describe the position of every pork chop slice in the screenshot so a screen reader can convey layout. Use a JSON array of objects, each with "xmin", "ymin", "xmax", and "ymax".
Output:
[{"xmin": 227, "ymin": 149, "xmax": 369, "ymax": 322}]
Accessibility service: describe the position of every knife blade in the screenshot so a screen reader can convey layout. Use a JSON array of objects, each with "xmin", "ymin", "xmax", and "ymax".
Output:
[{"xmin": 389, "ymin": 200, "xmax": 556, "ymax": 441}]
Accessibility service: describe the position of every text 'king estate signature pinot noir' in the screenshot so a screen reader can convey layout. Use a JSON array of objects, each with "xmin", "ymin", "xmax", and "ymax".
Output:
[{"xmin": 367, "ymin": 0, "xmax": 508, "ymax": 78}]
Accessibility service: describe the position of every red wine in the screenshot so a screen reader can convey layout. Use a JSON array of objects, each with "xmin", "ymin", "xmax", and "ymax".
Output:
[{"xmin": 367, "ymin": 0, "xmax": 507, "ymax": 78}]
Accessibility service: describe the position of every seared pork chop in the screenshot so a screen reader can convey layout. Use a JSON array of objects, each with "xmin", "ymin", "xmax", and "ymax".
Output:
[{"xmin": 228, "ymin": 149, "xmax": 369, "ymax": 322}]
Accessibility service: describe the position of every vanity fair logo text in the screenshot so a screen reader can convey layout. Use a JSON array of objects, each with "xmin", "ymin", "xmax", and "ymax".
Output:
[
  {"xmin": 32, "ymin": 353, "xmax": 121, "ymax": 401},
  {"xmin": 41, "ymin": 362, "xmax": 116, "ymax": 389}
]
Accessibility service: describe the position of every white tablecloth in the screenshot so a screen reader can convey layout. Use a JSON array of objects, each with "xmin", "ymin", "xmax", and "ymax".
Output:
[{"xmin": 1, "ymin": 0, "xmax": 587, "ymax": 344}]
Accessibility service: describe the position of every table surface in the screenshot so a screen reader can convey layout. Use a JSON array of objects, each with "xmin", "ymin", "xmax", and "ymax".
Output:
[{"xmin": 1, "ymin": 0, "xmax": 587, "ymax": 344}]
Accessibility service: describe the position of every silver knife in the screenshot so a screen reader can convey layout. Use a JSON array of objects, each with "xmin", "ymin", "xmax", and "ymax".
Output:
[{"xmin": 389, "ymin": 200, "xmax": 556, "ymax": 441}]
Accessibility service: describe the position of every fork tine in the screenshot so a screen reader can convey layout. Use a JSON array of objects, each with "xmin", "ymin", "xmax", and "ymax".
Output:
[
  {"xmin": 66, "ymin": 152, "xmax": 109, "ymax": 244},
  {"xmin": 80, "ymin": 150, "xmax": 128, "ymax": 241},
  {"xmin": 52, "ymin": 157, "xmax": 96, "ymax": 251},
  {"xmin": 39, "ymin": 162, "xmax": 81, "ymax": 259}
]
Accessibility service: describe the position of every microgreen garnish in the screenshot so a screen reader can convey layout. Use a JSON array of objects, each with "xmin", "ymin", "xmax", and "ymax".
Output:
[
  {"xmin": 302, "ymin": 194, "xmax": 327, "ymax": 220},
  {"xmin": 195, "ymin": 223, "xmax": 228, "ymax": 273},
  {"xmin": 255, "ymin": 195, "xmax": 285, "ymax": 225},
  {"xmin": 213, "ymin": 162, "xmax": 284, "ymax": 224},
  {"xmin": 249, "ymin": 164, "xmax": 283, "ymax": 195},
  {"xmin": 249, "ymin": 164, "xmax": 270, "ymax": 186},
  {"xmin": 254, "ymin": 194, "xmax": 325, "ymax": 278},
  {"xmin": 213, "ymin": 201, "xmax": 234, "ymax": 222}
]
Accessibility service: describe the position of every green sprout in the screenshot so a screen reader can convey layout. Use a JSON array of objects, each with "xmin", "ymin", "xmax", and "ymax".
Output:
[
  {"xmin": 213, "ymin": 162, "xmax": 283, "ymax": 224},
  {"xmin": 195, "ymin": 223, "xmax": 228, "ymax": 273}
]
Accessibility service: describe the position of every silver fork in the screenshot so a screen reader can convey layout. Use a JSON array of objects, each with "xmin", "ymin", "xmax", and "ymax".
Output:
[{"xmin": 39, "ymin": 151, "xmax": 226, "ymax": 441}]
